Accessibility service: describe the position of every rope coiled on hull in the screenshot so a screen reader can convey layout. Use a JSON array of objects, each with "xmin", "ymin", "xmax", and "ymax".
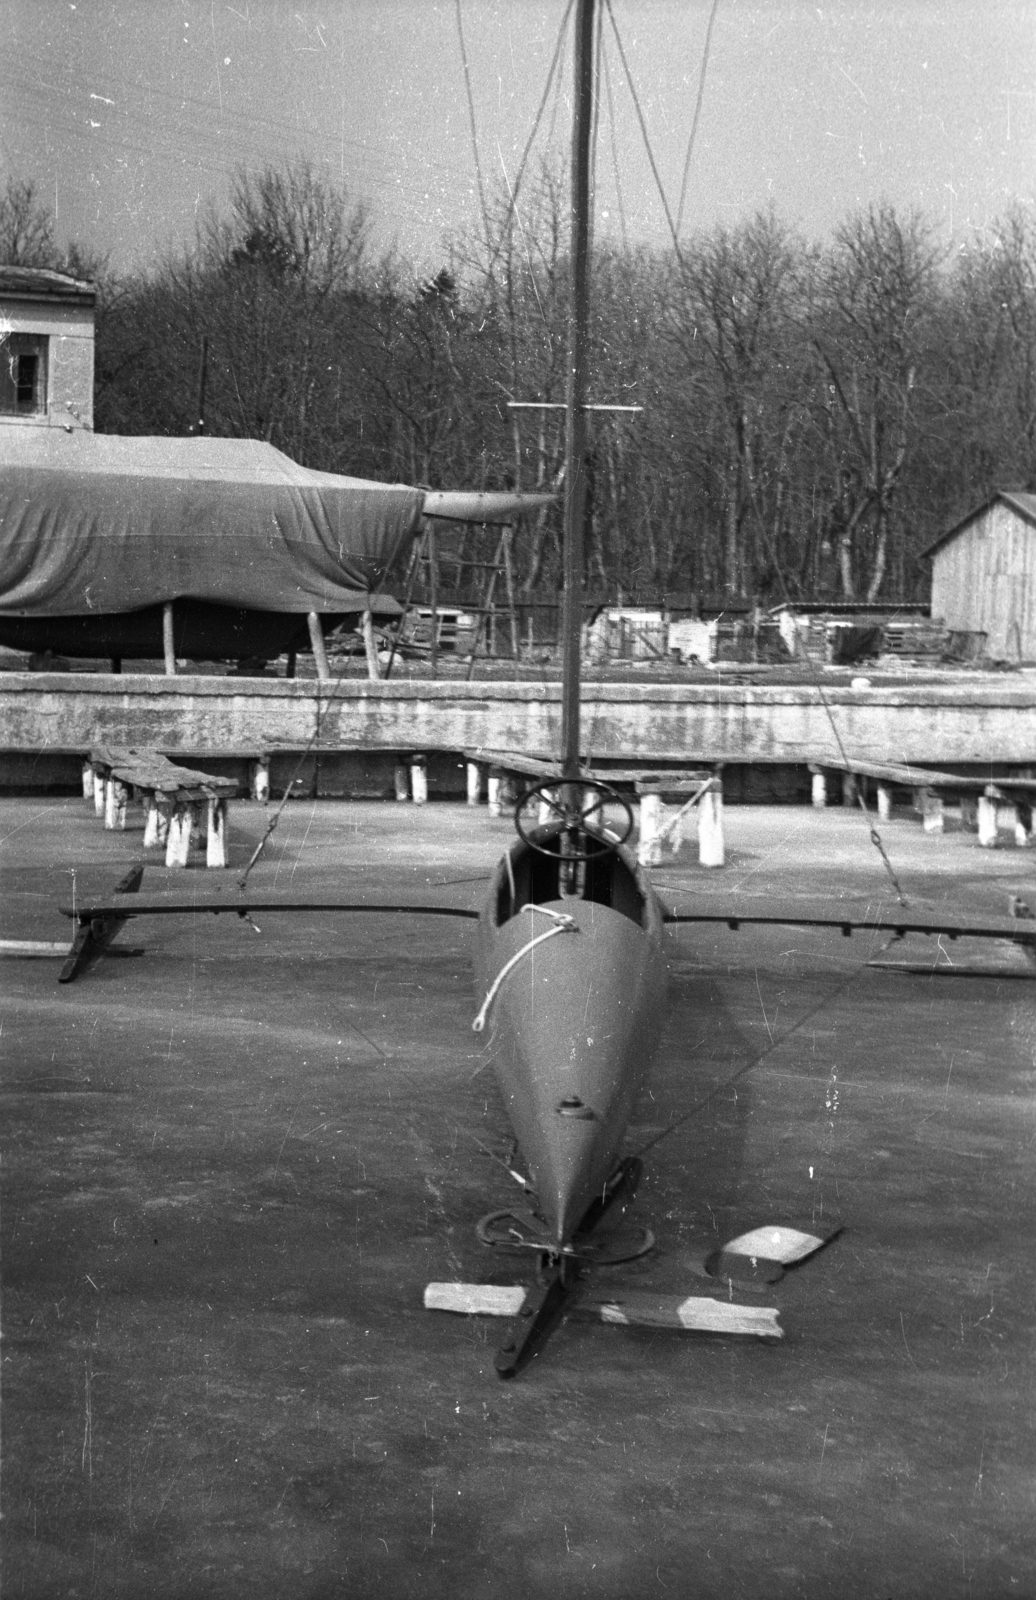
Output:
[{"xmin": 472, "ymin": 904, "xmax": 579, "ymax": 1034}]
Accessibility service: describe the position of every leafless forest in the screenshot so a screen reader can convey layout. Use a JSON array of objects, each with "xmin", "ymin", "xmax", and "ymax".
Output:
[{"xmin": 4, "ymin": 165, "xmax": 1035, "ymax": 607}]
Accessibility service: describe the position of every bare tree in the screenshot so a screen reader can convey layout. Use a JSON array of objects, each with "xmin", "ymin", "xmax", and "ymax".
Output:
[
  {"xmin": 813, "ymin": 203, "xmax": 941, "ymax": 600},
  {"xmin": 0, "ymin": 178, "xmax": 56, "ymax": 267}
]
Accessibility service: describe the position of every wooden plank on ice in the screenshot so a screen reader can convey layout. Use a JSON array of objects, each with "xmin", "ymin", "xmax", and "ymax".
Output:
[{"xmin": 424, "ymin": 1283, "xmax": 782, "ymax": 1338}]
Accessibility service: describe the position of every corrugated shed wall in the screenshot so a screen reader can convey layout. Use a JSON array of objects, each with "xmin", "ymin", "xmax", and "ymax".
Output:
[{"xmin": 930, "ymin": 502, "xmax": 1036, "ymax": 660}]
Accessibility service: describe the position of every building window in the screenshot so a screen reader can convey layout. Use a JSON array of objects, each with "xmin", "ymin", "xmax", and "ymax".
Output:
[{"xmin": 0, "ymin": 333, "xmax": 47, "ymax": 415}]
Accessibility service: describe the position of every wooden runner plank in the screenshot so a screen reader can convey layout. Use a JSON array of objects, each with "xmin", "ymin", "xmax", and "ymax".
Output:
[{"xmin": 423, "ymin": 1282, "xmax": 782, "ymax": 1338}]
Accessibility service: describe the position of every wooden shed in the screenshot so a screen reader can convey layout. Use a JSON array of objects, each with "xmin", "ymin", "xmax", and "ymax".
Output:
[{"xmin": 924, "ymin": 491, "xmax": 1036, "ymax": 662}]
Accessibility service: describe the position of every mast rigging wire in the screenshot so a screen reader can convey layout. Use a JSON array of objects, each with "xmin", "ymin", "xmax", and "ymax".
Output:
[
  {"xmin": 675, "ymin": 0, "xmax": 722, "ymax": 236},
  {"xmin": 455, "ymin": 0, "xmax": 492, "ymax": 242},
  {"xmin": 602, "ymin": 0, "xmax": 682, "ymax": 258},
  {"xmin": 484, "ymin": 0, "xmax": 575, "ymax": 281}
]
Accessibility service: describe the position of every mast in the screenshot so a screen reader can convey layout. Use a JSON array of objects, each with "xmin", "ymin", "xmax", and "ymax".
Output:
[{"xmin": 560, "ymin": 0, "xmax": 595, "ymax": 781}]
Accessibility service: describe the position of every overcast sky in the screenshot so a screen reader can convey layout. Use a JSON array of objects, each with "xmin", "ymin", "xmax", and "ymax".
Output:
[{"xmin": 2, "ymin": 0, "xmax": 1034, "ymax": 278}]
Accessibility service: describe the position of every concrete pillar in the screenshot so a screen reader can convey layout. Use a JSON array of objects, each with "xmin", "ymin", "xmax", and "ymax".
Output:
[
  {"xmin": 93, "ymin": 770, "xmax": 106, "ymax": 818},
  {"xmin": 206, "ymin": 797, "xmax": 228, "ymax": 868},
  {"xmin": 466, "ymin": 761, "xmax": 482, "ymax": 807},
  {"xmin": 82, "ymin": 760, "xmax": 94, "ymax": 801},
  {"xmin": 637, "ymin": 792, "xmax": 665, "ymax": 868},
  {"xmin": 699, "ymin": 783, "xmax": 725, "ymax": 868},
  {"xmin": 250, "ymin": 757, "xmax": 270, "ymax": 803},
  {"xmin": 978, "ymin": 793, "xmax": 998, "ymax": 848},
  {"xmin": 920, "ymin": 789, "xmax": 944, "ymax": 834},
  {"xmin": 394, "ymin": 761, "xmax": 410, "ymax": 802},
  {"xmin": 811, "ymin": 770, "xmax": 827, "ymax": 809},
  {"xmin": 410, "ymin": 754, "xmax": 428, "ymax": 806},
  {"xmin": 876, "ymin": 783, "xmax": 893, "ymax": 822},
  {"xmin": 165, "ymin": 805, "xmax": 192, "ymax": 868}
]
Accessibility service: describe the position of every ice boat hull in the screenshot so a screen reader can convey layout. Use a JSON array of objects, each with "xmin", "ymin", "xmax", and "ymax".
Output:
[{"xmin": 476, "ymin": 835, "xmax": 668, "ymax": 1247}]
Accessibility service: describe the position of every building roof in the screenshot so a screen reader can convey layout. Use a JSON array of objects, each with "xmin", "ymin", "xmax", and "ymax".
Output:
[
  {"xmin": 768, "ymin": 601, "xmax": 928, "ymax": 617},
  {"xmin": 922, "ymin": 491, "xmax": 1036, "ymax": 560},
  {"xmin": 0, "ymin": 264, "xmax": 96, "ymax": 306}
]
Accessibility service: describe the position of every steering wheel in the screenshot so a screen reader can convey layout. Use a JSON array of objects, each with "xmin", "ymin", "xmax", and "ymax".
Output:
[{"xmin": 514, "ymin": 779, "xmax": 634, "ymax": 861}]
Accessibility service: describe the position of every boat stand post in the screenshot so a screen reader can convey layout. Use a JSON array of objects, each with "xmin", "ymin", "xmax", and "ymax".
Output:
[
  {"xmin": 1012, "ymin": 804, "xmax": 1032, "ymax": 848},
  {"xmin": 978, "ymin": 792, "xmax": 999, "ymax": 848},
  {"xmin": 307, "ymin": 611, "xmax": 332, "ymax": 682},
  {"xmin": 165, "ymin": 804, "xmax": 192, "ymax": 868},
  {"xmin": 810, "ymin": 767, "xmax": 827, "ymax": 808},
  {"xmin": 876, "ymin": 782, "xmax": 893, "ymax": 821},
  {"xmin": 152, "ymin": 796, "xmax": 173, "ymax": 848},
  {"xmin": 487, "ymin": 766, "xmax": 503, "ymax": 816},
  {"xmin": 206, "ymin": 797, "xmax": 228, "ymax": 868},
  {"xmin": 637, "ymin": 792, "xmax": 664, "ymax": 867},
  {"xmin": 142, "ymin": 795, "xmax": 160, "ymax": 848},
  {"xmin": 698, "ymin": 782, "xmax": 725, "ymax": 867},
  {"xmin": 81, "ymin": 760, "xmax": 94, "ymax": 801},
  {"xmin": 920, "ymin": 788, "xmax": 944, "ymax": 834},
  {"xmin": 960, "ymin": 795, "xmax": 978, "ymax": 831},
  {"xmin": 162, "ymin": 601, "xmax": 177, "ymax": 676},
  {"xmin": 362, "ymin": 610, "xmax": 382, "ymax": 681},
  {"xmin": 250, "ymin": 757, "xmax": 271, "ymax": 803},
  {"xmin": 104, "ymin": 777, "xmax": 128, "ymax": 831},
  {"xmin": 394, "ymin": 760, "xmax": 410, "ymax": 802},
  {"xmin": 466, "ymin": 761, "xmax": 483, "ymax": 806},
  {"xmin": 410, "ymin": 754, "xmax": 428, "ymax": 806},
  {"xmin": 93, "ymin": 767, "xmax": 106, "ymax": 818}
]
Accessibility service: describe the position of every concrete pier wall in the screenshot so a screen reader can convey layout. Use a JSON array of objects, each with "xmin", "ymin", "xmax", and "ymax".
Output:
[{"xmin": 2, "ymin": 671, "xmax": 1035, "ymax": 770}]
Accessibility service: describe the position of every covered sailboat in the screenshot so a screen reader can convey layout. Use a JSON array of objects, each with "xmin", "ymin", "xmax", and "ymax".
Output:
[{"xmin": 0, "ymin": 430, "xmax": 552, "ymax": 662}]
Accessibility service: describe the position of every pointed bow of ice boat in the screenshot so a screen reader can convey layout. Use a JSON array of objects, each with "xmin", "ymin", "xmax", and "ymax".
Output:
[{"xmin": 475, "ymin": 833, "xmax": 668, "ymax": 1249}]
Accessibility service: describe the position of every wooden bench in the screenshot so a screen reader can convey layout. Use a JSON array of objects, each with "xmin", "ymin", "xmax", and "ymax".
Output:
[
  {"xmin": 84, "ymin": 746, "xmax": 239, "ymax": 868},
  {"xmin": 808, "ymin": 758, "xmax": 1035, "ymax": 848}
]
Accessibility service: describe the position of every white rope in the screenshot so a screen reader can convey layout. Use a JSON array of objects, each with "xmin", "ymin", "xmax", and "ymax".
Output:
[{"xmin": 472, "ymin": 905, "xmax": 578, "ymax": 1033}]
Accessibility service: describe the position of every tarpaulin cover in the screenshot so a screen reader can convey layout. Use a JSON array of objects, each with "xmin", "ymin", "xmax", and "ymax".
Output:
[{"xmin": 0, "ymin": 431, "xmax": 425, "ymax": 616}]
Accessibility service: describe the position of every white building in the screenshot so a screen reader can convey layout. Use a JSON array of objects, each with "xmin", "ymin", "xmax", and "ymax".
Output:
[{"xmin": 0, "ymin": 265, "xmax": 96, "ymax": 431}]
